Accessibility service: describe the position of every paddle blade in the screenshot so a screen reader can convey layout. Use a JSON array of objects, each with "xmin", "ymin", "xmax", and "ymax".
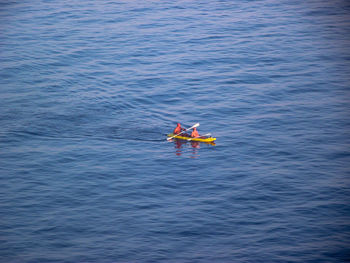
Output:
[{"xmin": 192, "ymin": 123, "xmax": 200, "ymax": 129}]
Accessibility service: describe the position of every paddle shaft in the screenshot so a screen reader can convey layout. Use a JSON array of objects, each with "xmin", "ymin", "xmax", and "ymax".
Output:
[
  {"xmin": 187, "ymin": 133, "xmax": 211, "ymax": 141},
  {"xmin": 167, "ymin": 123, "xmax": 199, "ymax": 141}
]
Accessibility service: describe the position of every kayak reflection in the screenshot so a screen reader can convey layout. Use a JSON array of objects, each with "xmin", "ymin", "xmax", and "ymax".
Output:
[{"xmin": 173, "ymin": 138, "xmax": 216, "ymax": 157}]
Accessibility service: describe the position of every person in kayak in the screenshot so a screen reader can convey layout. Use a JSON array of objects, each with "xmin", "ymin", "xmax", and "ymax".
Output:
[
  {"xmin": 191, "ymin": 127, "xmax": 199, "ymax": 138},
  {"xmin": 173, "ymin": 123, "xmax": 185, "ymax": 134}
]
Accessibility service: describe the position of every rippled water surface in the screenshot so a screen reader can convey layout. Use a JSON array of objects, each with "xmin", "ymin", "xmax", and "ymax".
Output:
[{"xmin": 1, "ymin": 0, "xmax": 350, "ymax": 262}]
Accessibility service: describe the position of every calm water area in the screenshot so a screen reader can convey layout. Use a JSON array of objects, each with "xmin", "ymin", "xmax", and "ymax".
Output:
[{"xmin": 1, "ymin": 0, "xmax": 350, "ymax": 262}]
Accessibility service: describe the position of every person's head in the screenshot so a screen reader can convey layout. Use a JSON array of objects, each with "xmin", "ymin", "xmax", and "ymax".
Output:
[
  {"xmin": 177, "ymin": 123, "xmax": 181, "ymax": 127},
  {"xmin": 193, "ymin": 127, "xmax": 197, "ymax": 131}
]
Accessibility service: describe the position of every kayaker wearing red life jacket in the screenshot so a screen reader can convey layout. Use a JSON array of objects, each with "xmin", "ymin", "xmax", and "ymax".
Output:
[
  {"xmin": 173, "ymin": 123, "xmax": 185, "ymax": 134},
  {"xmin": 191, "ymin": 127, "xmax": 199, "ymax": 138}
]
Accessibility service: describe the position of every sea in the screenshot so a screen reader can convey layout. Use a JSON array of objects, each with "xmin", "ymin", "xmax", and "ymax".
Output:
[{"xmin": 0, "ymin": 0, "xmax": 350, "ymax": 262}]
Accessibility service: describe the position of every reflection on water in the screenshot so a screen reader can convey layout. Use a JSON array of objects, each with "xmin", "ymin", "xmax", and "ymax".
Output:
[{"xmin": 172, "ymin": 139, "xmax": 216, "ymax": 157}]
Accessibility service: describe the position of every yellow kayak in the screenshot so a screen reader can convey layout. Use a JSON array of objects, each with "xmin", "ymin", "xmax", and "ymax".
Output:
[{"xmin": 167, "ymin": 133, "xmax": 216, "ymax": 142}]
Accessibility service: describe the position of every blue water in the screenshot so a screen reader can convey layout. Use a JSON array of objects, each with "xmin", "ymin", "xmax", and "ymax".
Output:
[{"xmin": 1, "ymin": 0, "xmax": 350, "ymax": 262}]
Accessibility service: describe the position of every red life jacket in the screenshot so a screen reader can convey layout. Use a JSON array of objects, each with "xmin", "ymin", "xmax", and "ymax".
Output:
[{"xmin": 174, "ymin": 123, "xmax": 182, "ymax": 134}]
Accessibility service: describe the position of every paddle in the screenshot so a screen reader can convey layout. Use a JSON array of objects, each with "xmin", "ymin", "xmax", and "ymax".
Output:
[
  {"xmin": 187, "ymin": 133, "xmax": 211, "ymax": 141},
  {"xmin": 167, "ymin": 123, "xmax": 200, "ymax": 141}
]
